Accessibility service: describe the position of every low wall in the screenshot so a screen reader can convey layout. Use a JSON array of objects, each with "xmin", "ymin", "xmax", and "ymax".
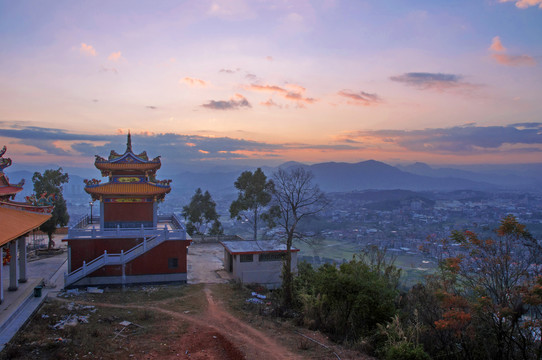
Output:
[
  {"xmin": 190, "ymin": 235, "xmax": 243, "ymax": 244},
  {"xmin": 34, "ymin": 227, "xmax": 69, "ymax": 235}
]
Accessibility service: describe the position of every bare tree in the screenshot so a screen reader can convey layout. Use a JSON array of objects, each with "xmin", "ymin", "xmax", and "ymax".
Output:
[{"xmin": 272, "ymin": 167, "xmax": 328, "ymax": 307}]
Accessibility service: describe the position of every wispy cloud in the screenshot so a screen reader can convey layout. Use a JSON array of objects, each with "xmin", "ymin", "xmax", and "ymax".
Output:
[
  {"xmin": 180, "ymin": 77, "xmax": 207, "ymax": 87},
  {"xmin": 108, "ymin": 51, "xmax": 123, "ymax": 61},
  {"xmin": 219, "ymin": 68, "xmax": 239, "ymax": 74},
  {"xmin": 390, "ymin": 72, "xmax": 478, "ymax": 93},
  {"xmin": 338, "ymin": 90, "xmax": 381, "ymax": 106},
  {"xmin": 246, "ymin": 83, "xmax": 316, "ymax": 106},
  {"xmin": 499, "ymin": 0, "xmax": 542, "ymax": 9},
  {"xmin": 201, "ymin": 94, "xmax": 251, "ymax": 110},
  {"xmin": 491, "ymin": 53, "xmax": 537, "ymax": 66},
  {"xmin": 261, "ymin": 99, "xmax": 282, "ymax": 108},
  {"xmin": 79, "ymin": 43, "xmax": 96, "ymax": 56},
  {"xmin": 146, "ymin": 106, "xmax": 157, "ymax": 110},
  {"xmin": 489, "ymin": 36, "xmax": 506, "ymax": 52},
  {"xmin": 100, "ymin": 66, "xmax": 118, "ymax": 74},
  {"xmin": 207, "ymin": 0, "xmax": 256, "ymax": 20},
  {"xmin": 488, "ymin": 36, "xmax": 536, "ymax": 66}
]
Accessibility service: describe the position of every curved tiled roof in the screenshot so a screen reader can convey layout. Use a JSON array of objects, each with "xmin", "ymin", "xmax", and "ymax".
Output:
[
  {"xmin": 85, "ymin": 182, "xmax": 171, "ymax": 196},
  {"xmin": 0, "ymin": 205, "xmax": 52, "ymax": 246},
  {"xmin": 95, "ymin": 162, "xmax": 161, "ymax": 172},
  {"xmin": 0, "ymin": 185, "xmax": 23, "ymax": 196}
]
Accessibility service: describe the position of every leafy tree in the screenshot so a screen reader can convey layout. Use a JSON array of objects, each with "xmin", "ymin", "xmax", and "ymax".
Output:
[
  {"xmin": 295, "ymin": 248, "xmax": 400, "ymax": 343},
  {"xmin": 182, "ymin": 188, "xmax": 222, "ymax": 238},
  {"xmin": 229, "ymin": 168, "xmax": 274, "ymax": 240},
  {"xmin": 32, "ymin": 168, "xmax": 69, "ymax": 249},
  {"xmin": 272, "ymin": 167, "xmax": 328, "ymax": 308},
  {"xmin": 413, "ymin": 215, "xmax": 542, "ymax": 360}
]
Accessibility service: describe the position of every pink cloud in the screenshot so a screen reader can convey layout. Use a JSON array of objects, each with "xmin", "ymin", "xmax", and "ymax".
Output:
[
  {"xmin": 181, "ymin": 77, "xmax": 207, "ymax": 87},
  {"xmin": 489, "ymin": 36, "xmax": 506, "ymax": 52},
  {"xmin": 261, "ymin": 99, "xmax": 282, "ymax": 108},
  {"xmin": 79, "ymin": 43, "xmax": 96, "ymax": 56},
  {"xmin": 108, "ymin": 51, "xmax": 123, "ymax": 61},
  {"xmin": 491, "ymin": 53, "xmax": 536, "ymax": 66},
  {"xmin": 248, "ymin": 84, "xmax": 287, "ymax": 93},
  {"xmin": 499, "ymin": 0, "xmax": 542, "ymax": 8},
  {"xmin": 338, "ymin": 90, "xmax": 381, "ymax": 106},
  {"xmin": 246, "ymin": 83, "xmax": 317, "ymax": 105},
  {"xmin": 488, "ymin": 37, "xmax": 536, "ymax": 66}
]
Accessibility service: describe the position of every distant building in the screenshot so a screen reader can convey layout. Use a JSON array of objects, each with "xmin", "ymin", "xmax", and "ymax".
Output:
[
  {"xmin": 0, "ymin": 146, "xmax": 53, "ymax": 302},
  {"xmin": 221, "ymin": 240, "xmax": 299, "ymax": 289},
  {"xmin": 64, "ymin": 134, "xmax": 191, "ymax": 287}
]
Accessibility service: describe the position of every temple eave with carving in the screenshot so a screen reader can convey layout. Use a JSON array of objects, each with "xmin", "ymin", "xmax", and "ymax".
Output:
[{"xmin": 84, "ymin": 182, "xmax": 171, "ymax": 198}]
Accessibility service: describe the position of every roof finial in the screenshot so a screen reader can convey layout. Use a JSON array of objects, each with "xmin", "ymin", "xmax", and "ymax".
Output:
[
  {"xmin": 126, "ymin": 131, "xmax": 132, "ymax": 153},
  {"xmin": 0, "ymin": 145, "xmax": 12, "ymax": 172}
]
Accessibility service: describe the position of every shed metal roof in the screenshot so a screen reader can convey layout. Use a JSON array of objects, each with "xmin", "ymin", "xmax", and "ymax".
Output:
[{"xmin": 220, "ymin": 240, "xmax": 299, "ymax": 255}]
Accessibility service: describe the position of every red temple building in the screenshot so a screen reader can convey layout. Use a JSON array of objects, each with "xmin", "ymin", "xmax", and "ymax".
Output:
[
  {"xmin": 64, "ymin": 134, "xmax": 191, "ymax": 287},
  {"xmin": 0, "ymin": 146, "xmax": 54, "ymax": 302}
]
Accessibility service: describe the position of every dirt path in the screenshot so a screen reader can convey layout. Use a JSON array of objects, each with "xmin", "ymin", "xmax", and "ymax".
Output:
[
  {"xmin": 60, "ymin": 286, "xmax": 300, "ymax": 360},
  {"xmin": 202, "ymin": 287, "xmax": 301, "ymax": 360}
]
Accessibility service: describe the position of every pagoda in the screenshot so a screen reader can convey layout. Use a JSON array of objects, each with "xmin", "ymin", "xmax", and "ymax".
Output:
[
  {"xmin": 0, "ymin": 146, "xmax": 24, "ymax": 201},
  {"xmin": 84, "ymin": 132, "xmax": 172, "ymax": 229},
  {"xmin": 0, "ymin": 146, "xmax": 53, "ymax": 301},
  {"xmin": 64, "ymin": 134, "xmax": 190, "ymax": 288}
]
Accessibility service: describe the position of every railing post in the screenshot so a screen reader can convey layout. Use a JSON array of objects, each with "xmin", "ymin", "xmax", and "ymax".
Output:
[
  {"xmin": 92, "ymin": 226, "xmax": 96, "ymax": 238},
  {"xmin": 121, "ymin": 250, "xmax": 124, "ymax": 263},
  {"xmin": 143, "ymin": 237, "xmax": 147, "ymax": 251},
  {"xmin": 104, "ymin": 250, "xmax": 107, "ymax": 263},
  {"xmin": 164, "ymin": 227, "xmax": 168, "ymax": 240},
  {"xmin": 82, "ymin": 261, "xmax": 86, "ymax": 275},
  {"xmin": 140, "ymin": 224, "xmax": 144, "ymax": 238},
  {"xmin": 116, "ymin": 225, "xmax": 120, "ymax": 236}
]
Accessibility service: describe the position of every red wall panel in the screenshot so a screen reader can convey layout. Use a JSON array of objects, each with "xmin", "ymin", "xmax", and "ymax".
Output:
[
  {"xmin": 67, "ymin": 238, "xmax": 190, "ymax": 277},
  {"xmin": 104, "ymin": 202, "xmax": 153, "ymax": 222}
]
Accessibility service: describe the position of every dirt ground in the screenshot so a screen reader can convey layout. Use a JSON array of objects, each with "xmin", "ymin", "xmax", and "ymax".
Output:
[
  {"xmin": 187, "ymin": 243, "xmax": 231, "ymax": 284},
  {"xmin": 1, "ymin": 283, "xmax": 371, "ymax": 360},
  {"xmin": 2, "ymin": 242, "xmax": 371, "ymax": 359}
]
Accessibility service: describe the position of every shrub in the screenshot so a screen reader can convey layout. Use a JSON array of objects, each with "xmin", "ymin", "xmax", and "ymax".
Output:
[{"xmin": 384, "ymin": 342, "xmax": 430, "ymax": 360}]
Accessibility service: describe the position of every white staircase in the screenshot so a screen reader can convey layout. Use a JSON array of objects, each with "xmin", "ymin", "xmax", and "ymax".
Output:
[{"xmin": 64, "ymin": 229, "xmax": 172, "ymax": 287}]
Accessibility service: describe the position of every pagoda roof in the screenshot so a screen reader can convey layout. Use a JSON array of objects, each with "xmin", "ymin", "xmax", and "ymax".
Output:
[
  {"xmin": 0, "ymin": 146, "xmax": 24, "ymax": 197},
  {"xmin": 94, "ymin": 133, "xmax": 161, "ymax": 173},
  {"xmin": 95, "ymin": 162, "xmax": 161, "ymax": 172},
  {"xmin": 0, "ymin": 202, "xmax": 53, "ymax": 246},
  {"xmin": 85, "ymin": 182, "xmax": 171, "ymax": 198}
]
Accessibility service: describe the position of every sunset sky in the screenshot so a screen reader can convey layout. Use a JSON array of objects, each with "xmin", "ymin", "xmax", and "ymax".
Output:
[{"xmin": 0, "ymin": 0, "xmax": 541, "ymax": 170}]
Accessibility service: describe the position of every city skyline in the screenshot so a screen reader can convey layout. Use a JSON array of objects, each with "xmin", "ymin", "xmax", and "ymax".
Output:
[{"xmin": 0, "ymin": 0, "xmax": 541, "ymax": 169}]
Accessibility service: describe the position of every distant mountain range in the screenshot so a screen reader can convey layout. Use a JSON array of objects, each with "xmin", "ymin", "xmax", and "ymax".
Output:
[{"xmin": 4, "ymin": 160, "xmax": 541, "ymax": 202}]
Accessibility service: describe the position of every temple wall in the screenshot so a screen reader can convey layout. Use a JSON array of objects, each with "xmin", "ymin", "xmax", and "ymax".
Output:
[
  {"xmin": 67, "ymin": 237, "xmax": 140, "ymax": 271},
  {"xmin": 67, "ymin": 238, "xmax": 190, "ymax": 276},
  {"xmin": 103, "ymin": 202, "xmax": 153, "ymax": 228}
]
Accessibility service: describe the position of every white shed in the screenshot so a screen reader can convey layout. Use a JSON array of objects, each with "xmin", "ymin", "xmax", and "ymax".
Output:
[{"xmin": 220, "ymin": 240, "xmax": 299, "ymax": 289}]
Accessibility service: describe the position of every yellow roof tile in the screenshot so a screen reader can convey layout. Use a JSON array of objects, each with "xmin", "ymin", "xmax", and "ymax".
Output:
[{"xmin": 85, "ymin": 182, "xmax": 171, "ymax": 196}]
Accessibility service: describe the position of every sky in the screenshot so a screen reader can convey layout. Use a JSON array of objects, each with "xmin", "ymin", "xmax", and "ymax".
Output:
[{"xmin": 0, "ymin": 0, "xmax": 541, "ymax": 171}]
